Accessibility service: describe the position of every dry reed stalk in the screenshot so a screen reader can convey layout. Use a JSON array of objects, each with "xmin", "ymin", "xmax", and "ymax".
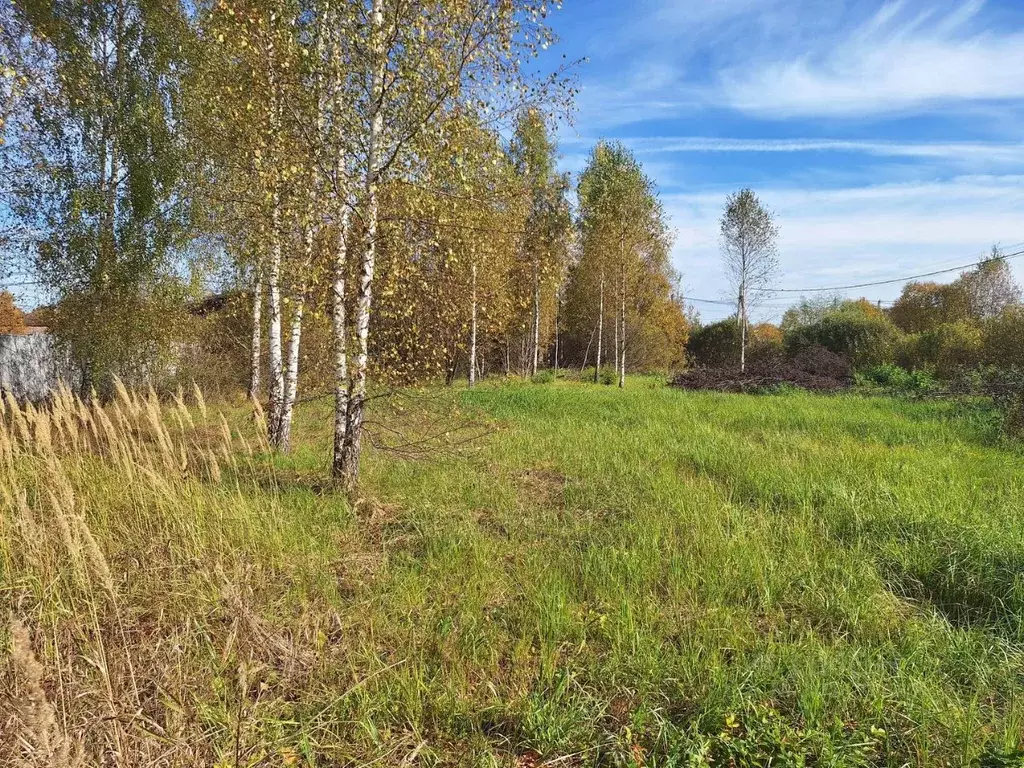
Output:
[
  {"xmin": 173, "ymin": 388, "xmax": 194, "ymax": 429},
  {"xmin": 192, "ymin": 381, "xmax": 208, "ymax": 421},
  {"xmin": 6, "ymin": 391, "xmax": 30, "ymax": 446},
  {"xmin": 11, "ymin": 487, "xmax": 47, "ymax": 578},
  {"xmin": 8, "ymin": 618, "xmax": 84, "ymax": 768},
  {"xmin": 46, "ymin": 488, "xmax": 88, "ymax": 594},
  {"xmin": 206, "ymin": 449, "xmax": 223, "ymax": 484},
  {"xmin": 0, "ymin": 421, "xmax": 13, "ymax": 477}
]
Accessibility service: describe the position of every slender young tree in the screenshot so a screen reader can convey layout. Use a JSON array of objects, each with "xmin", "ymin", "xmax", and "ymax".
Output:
[
  {"xmin": 248, "ymin": 266, "xmax": 264, "ymax": 400},
  {"xmin": 720, "ymin": 188, "xmax": 779, "ymax": 372},
  {"xmin": 962, "ymin": 245, "xmax": 1021, "ymax": 320},
  {"xmin": 576, "ymin": 141, "xmax": 664, "ymax": 388},
  {"xmin": 332, "ymin": 0, "xmax": 566, "ymax": 488},
  {"xmin": 508, "ymin": 109, "xmax": 570, "ymax": 378}
]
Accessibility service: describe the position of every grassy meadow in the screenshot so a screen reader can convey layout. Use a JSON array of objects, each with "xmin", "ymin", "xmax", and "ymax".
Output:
[{"xmin": 4, "ymin": 379, "xmax": 1024, "ymax": 766}]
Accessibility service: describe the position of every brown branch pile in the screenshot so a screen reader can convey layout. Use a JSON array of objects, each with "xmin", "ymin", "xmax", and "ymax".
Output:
[{"xmin": 672, "ymin": 345, "xmax": 853, "ymax": 393}]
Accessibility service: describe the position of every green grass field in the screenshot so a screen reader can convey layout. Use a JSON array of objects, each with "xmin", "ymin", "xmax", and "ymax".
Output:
[{"xmin": 5, "ymin": 380, "xmax": 1024, "ymax": 766}]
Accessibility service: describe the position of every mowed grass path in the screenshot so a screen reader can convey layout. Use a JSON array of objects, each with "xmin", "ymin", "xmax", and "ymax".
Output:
[{"xmin": 276, "ymin": 381, "xmax": 1024, "ymax": 765}]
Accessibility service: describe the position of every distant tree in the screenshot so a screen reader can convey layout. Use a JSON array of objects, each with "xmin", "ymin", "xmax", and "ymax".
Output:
[
  {"xmin": 0, "ymin": 291, "xmax": 25, "ymax": 333},
  {"xmin": 889, "ymin": 281, "xmax": 971, "ymax": 333},
  {"xmin": 780, "ymin": 295, "xmax": 844, "ymax": 331},
  {"xmin": 720, "ymin": 189, "xmax": 779, "ymax": 371},
  {"xmin": 781, "ymin": 296, "xmax": 883, "ymax": 331},
  {"xmin": 575, "ymin": 141, "xmax": 672, "ymax": 387},
  {"xmin": 508, "ymin": 109, "xmax": 572, "ymax": 378},
  {"xmin": 961, "ymin": 245, "xmax": 1021, "ymax": 320}
]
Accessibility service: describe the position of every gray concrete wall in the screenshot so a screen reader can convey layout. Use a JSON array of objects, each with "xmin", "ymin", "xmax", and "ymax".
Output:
[{"xmin": 0, "ymin": 332, "xmax": 75, "ymax": 401}]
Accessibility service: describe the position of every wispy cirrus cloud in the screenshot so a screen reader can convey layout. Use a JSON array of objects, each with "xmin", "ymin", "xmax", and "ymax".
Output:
[
  {"xmin": 718, "ymin": 0, "xmax": 1024, "ymax": 118},
  {"xmin": 546, "ymin": 0, "xmax": 1024, "ymax": 319},
  {"xmin": 564, "ymin": 135, "xmax": 1024, "ymax": 163}
]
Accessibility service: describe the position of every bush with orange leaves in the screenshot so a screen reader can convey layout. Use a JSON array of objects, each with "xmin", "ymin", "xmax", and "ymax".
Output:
[{"xmin": 0, "ymin": 291, "xmax": 26, "ymax": 334}]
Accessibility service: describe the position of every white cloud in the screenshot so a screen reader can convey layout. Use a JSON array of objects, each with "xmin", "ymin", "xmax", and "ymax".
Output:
[
  {"xmin": 719, "ymin": 1, "xmax": 1024, "ymax": 118},
  {"xmin": 562, "ymin": 135, "xmax": 1024, "ymax": 166},
  {"xmin": 667, "ymin": 175, "xmax": 1024, "ymax": 319}
]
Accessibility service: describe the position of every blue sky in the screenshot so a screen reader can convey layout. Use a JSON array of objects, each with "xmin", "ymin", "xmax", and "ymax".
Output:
[{"xmin": 539, "ymin": 0, "xmax": 1024, "ymax": 322}]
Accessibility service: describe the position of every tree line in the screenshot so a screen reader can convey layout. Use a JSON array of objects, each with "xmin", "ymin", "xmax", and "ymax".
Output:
[
  {"xmin": 0, "ymin": 0, "xmax": 687, "ymax": 488},
  {"xmin": 691, "ymin": 232, "xmax": 1024, "ymax": 381}
]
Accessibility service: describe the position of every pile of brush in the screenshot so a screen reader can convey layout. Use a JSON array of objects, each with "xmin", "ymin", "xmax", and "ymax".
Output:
[{"xmin": 672, "ymin": 345, "xmax": 853, "ymax": 393}]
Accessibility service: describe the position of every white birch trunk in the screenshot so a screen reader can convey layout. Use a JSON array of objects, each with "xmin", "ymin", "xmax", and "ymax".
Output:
[
  {"xmin": 595, "ymin": 270, "xmax": 604, "ymax": 383},
  {"xmin": 613, "ymin": 291, "xmax": 619, "ymax": 374},
  {"xmin": 619, "ymin": 264, "xmax": 626, "ymax": 389},
  {"xmin": 278, "ymin": 223, "xmax": 313, "ymax": 452},
  {"xmin": 329, "ymin": 4, "xmax": 350, "ymax": 479},
  {"xmin": 331, "ymin": 205, "xmax": 350, "ymax": 478},
  {"xmin": 265, "ymin": 46, "xmax": 285, "ymax": 446},
  {"xmin": 469, "ymin": 260, "xmax": 477, "ymax": 388},
  {"xmin": 248, "ymin": 268, "xmax": 263, "ymax": 401},
  {"xmin": 531, "ymin": 261, "xmax": 540, "ymax": 376},
  {"xmin": 553, "ymin": 287, "xmax": 559, "ymax": 375},
  {"xmin": 266, "ymin": 187, "xmax": 284, "ymax": 445},
  {"xmin": 279, "ymin": 293, "xmax": 305, "ymax": 452},
  {"xmin": 338, "ymin": 0, "xmax": 385, "ymax": 488}
]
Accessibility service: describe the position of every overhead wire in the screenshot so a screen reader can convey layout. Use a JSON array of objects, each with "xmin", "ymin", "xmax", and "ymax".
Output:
[
  {"xmin": 683, "ymin": 242, "xmax": 1024, "ymax": 312},
  {"xmin": 771, "ymin": 246, "xmax": 1024, "ymax": 293}
]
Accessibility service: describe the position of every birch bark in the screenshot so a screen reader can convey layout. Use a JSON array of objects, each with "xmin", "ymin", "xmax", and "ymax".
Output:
[
  {"xmin": 337, "ymin": 0, "xmax": 385, "ymax": 488},
  {"xmin": 248, "ymin": 269, "xmax": 263, "ymax": 401},
  {"xmin": 595, "ymin": 270, "xmax": 604, "ymax": 383},
  {"xmin": 469, "ymin": 260, "xmax": 477, "ymax": 388}
]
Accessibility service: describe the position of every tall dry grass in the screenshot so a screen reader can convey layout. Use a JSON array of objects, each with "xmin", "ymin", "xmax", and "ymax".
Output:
[{"xmin": 0, "ymin": 382, "xmax": 345, "ymax": 766}]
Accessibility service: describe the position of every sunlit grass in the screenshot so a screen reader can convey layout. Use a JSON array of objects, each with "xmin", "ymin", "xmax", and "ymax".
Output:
[{"xmin": 4, "ymin": 379, "xmax": 1024, "ymax": 765}]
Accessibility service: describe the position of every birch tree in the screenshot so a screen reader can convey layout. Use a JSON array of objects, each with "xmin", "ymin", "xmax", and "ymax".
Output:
[
  {"xmin": 332, "ymin": 0, "xmax": 565, "ymax": 488},
  {"xmin": 576, "ymin": 141, "xmax": 665, "ymax": 387},
  {"xmin": 720, "ymin": 188, "xmax": 779, "ymax": 372},
  {"xmin": 5, "ymin": 0, "xmax": 192, "ymax": 395},
  {"xmin": 508, "ymin": 109, "xmax": 570, "ymax": 378},
  {"xmin": 195, "ymin": 0, "xmax": 336, "ymax": 450}
]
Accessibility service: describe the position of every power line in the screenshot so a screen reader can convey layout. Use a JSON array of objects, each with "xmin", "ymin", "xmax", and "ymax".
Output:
[
  {"xmin": 685, "ymin": 295, "xmax": 895, "ymax": 308},
  {"xmin": 685, "ymin": 296, "xmax": 733, "ymax": 306},
  {"xmin": 772, "ymin": 247, "xmax": 1024, "ymax": 293}
]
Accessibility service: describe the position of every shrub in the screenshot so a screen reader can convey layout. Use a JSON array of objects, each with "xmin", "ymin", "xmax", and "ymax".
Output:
[
  {"xmin": 531, "ymin": 369, "xmax": 555, "ymax": 384},
  {"xmin": 785, "ymin": 312, "xmax": 900, "ymax": 368},
  {"xmin": 687, "ymin": 319, "xmax": 782, "ymax": 369},
  {"xmin": 857, "ymin": 364, "xmax": 938, "ymax": 394},
  {"xmin": 749, "ymin": 323, "xmax": 784, "ymax": 364},
  {"xmin": 687, "ymin": 319, "xmax": 740, "ymax": 368},
  {"xmin": 982, "ymin": 308, "xmax": 1024, "ymax": 369},
  {"xmin": 893, "ymin": 332, "xmax": 923, "ymax": 370},
  {"xmin": 914, "ymin": 321, "xmax": 983, "ymax": 378},
  {"xmin": 579, "ymin": 366, "xmax": 617, "ymax": 385}
]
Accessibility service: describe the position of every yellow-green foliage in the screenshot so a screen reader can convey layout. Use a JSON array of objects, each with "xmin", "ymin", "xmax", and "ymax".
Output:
[
  {"xmin": 0, "ymin": 291, "xmax": 26, "ymax": 334},
  {"xmin": 904, "ymin": 321, "xmax": 984, "ymax": 376},
  {"xmin": 982, "ymin": 307, "xmax": 1024, "ymax": 368}
]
